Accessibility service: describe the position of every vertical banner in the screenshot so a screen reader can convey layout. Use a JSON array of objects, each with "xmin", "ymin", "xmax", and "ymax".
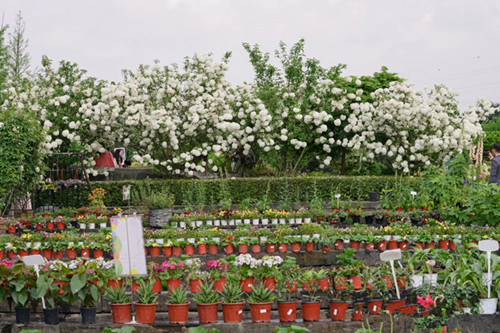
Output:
[
  {"xmin": 110, "ymin": 215, "xmax": 147, "ymax": 277},
  {"xmin": 123, "ymin": 185, "xmax": 131, "ymax": 200}
]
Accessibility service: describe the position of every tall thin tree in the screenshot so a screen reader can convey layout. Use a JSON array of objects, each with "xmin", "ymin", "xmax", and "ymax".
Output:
[{"xmin": 7, "ymin": 11, "xmax": 30, "ymax": 81}]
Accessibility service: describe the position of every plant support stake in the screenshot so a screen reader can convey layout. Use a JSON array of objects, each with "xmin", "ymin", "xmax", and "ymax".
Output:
[
  {"xmin": 380, "ymin": 249, "xmax": 402, "ymax": 299},
  {"xmin": 478, "ymin": 240, "xmax": 499, "ymax": 298}
]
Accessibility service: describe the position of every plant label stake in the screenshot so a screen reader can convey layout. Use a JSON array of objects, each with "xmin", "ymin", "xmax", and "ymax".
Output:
[
  {"xmin": 478, "ymin": 239, "xmax": 499, "ymax": 298},
  {"xmin": 380, "ymin": 249, "xmax": 402, "ymax": 299},
  {"xmin": 21, "ymin": 255, "xmax": 46, "ymax": 309}
]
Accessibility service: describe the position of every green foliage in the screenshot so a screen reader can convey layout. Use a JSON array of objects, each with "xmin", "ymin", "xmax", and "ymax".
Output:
[
  {"xmin": 105, "ymin": 285, "xmax": 131, "ymax": 304},
  {"xmin": 247, "ymin": 282, "xmax": 276, "ymax": 303},
  {"xmin": 19, "ymin": 330, "xmax": 44, "ymax": 333},
  {"xmin": 135, "ymin": 279, "xmax": 159, "ymax": 304},
  {"xmin": 193, "ymin": 281, "xmax": 219, "ymax": 304},
  {"xmin": 186, "ymin": 327, "xmax": 220, "ymax": 333},
  {"xmin": 143, "ymin": 192, "xmax": 174, "ymax": 210},
  {"xmin": 275, "ymin": 325, "xmax": 311, "ymax": 333},
  {"xmin": 166, "ymin": 285, "xmax": 188, "ymax": 304},
  {"xmin": 102, "ymin": 327, "xmax": 136, "ymax": 333},
  {"xmin": 0, "ymin": 27, "xmax": 9, "ymax": 90},
  {"xmin": 220, "ymin": 280, "xmax": 244, "ymax": 303},
  {"xmin": 7, "ymin": 11, "xmax": 30, "ymax": 81}
]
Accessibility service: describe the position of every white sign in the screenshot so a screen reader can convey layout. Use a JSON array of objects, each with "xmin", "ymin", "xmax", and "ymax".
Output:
[
  {"xmin": 380, "ymin": 249, "xmax": 402, "ymax": 299},
  {"xmin": 110, "ymin": 215, "xmax": 147, "ymax": 277},
  {"xmin": 478, "ymin": 239, "xmax": 499, "ymax": 298}
]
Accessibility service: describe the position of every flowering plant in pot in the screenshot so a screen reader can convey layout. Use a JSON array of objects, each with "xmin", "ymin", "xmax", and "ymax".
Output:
[
  {"xmin": 65, "ymin": 262, "xmax": 102, "ymax": 324},
  {"xmin": 327, "ymin": 280, "xmax": 354, "ymax": 321},
  {"xmin": 256, "ymin": 255, "xmax": 284, "ymax": 291},
  {"xmin": 185, "ymin": 258, "xmax": 204, "ymax": 293},
  {"xmin": 300, "ymin": 270, "xmax": 321, "ymax": 321},
  {"xmin": 276, "ymin": 270, "xmax": 299, "ymax": 322},
  {"xmin": 220, "ymin": 280, "xmax": 245, "ymax": 323},
  {"xmin": 194, "ymin": 280, "xmax": 220, "ymax": 323},
  {"xmin": 166, "ymin": 285, "xmax": 190, "ymax": 324},
  {"xmin": 105, "ymin": 284, "xmax": 132, "ymax": 324},
  {"xmin": 247, "ymin": 282, "xmax": 276, "ymax": 323},
  {"xmin": 134, "ymin": 279, "xmax": 159, "ymax": 324},
  {"xmin": 232, "ymin": 253, "xmax": 260, "ymax": 292},
  {"xmin": 157, "ymin": 259, "xmax": 185, "ymax": 291},
  {"xmin": 206, "ymin": 259, "xmax": 229, "ymax": 292}
]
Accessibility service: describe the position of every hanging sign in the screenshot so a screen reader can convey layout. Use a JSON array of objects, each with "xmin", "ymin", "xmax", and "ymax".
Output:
[{"xmin": 110, "ymin": 215, "xmax": 147, "ymax": 277}]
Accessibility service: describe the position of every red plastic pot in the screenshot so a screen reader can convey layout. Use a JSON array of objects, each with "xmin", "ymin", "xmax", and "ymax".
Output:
[
  {"xmin": 222, "ymin": 302, "xmax": 244, "ymax": 323},
  {"xmin": 302, "ymin": 301, "xmax": 321, "ymax": 321},
  {"xmin": 213, "ymin": 278, "xmax": 226, "ymax": 292},
  {"xmin": 166, "ymin": 302, "xmax": 190, "ymax": 324},
  {"xmin": 291, "ymin": 243, "xmax": 301, "ymax": 253},
  {"xmin": 163, "ymin": 246, "xmax": 172, "ymax": 256},
  {"xmin": 352, "ymin": 303, "xmax": 363, "ymax": 321},
  {"xmin": 365, "ymin": 242, "xmax": 374, "ymax": 251},
  {"xmin": 81, "ymin": 249, "xmax": 90, "ymax": 257},
  {"xmin": 329, "ymin": 301, "xmax": 348, "ymax": 321},
  {"xmin": 377, "ymin": 241, "xmax": 387, "ymax": 251},
  {"xmin": 18, "ymin": 250, "xmax": 29, "ymax": 257},
  {"xmin": 368, "ymin": 299, "xmax": 383, "ymax": 315},
  {"xmin": 7, "ymin": 251, "xmax": 15, "ymax": 259},
  {"xmin": 263, "ymin": 277, "xmax": 276, "ymax": 291},
  {"xmin": 317, "ymin": 277, "xmax": 330, "ymax": 291},
  {"xmin": 196, "ymin": 302, "xmax": 218, "ymax": 323},
  {"xmin": 286, "ymin": 280, "xmax": 298, "ymax": 292},
  {"xmin": 42, "ymin": 249, "xmax": 53, "ymax": 260},
  {"xmin": 397, "ymin": 277, "xmax": 407, "ymax": 289},
  {"xmin": 388, "ymin": 240, "xmax": 398, "ymax": 250},
  {"xmin": 240, "ymin": 277, "xmax": 255, "ymax": 292},
  {"xmin": 190, "ymin": 279, "xmax": 203, "ymax": 293},
  {"xmin": 278, "ymin": 244, "xmax": 287, "ymax": 253},
  {"xmin": 321, "ymin": 246, "xmax": 331, "ymax": 254},
  {"xmin": 56, "ymin": 222, "xmax": 65, "ymax": 230},
  {"xmin": 208, "ymin": 244, "xmax": 218, "ymax": 255},
  {"xmin": 305, "ymin": 242, "xmax": 315, "ymax": 252},
  {"xmin": 53, "ymin": 250, "xmax": 64, "ymax": 260},
  {"xmin": 334, "ymin": 240, "xmax": 344, "ymax": 250},
  {"xmin": 172, "ymin": 246, "xmax": 182, "ymax": 256},
  {"xmin": 108, "ymin": 280, "xmax": 123, "ymax": 289},
  {"xmin": 438, "ymin": 240, "xmax": 449, "ymax": 250},
  {"xmin": 265, "ymin": 244, "xmax": 276, "ymax": 253},
  {"xmin": 93, "ymin": 249, "xmax": 104, "ymax": 258},
  {"xmin": 185, "ymin": 245, "xmax": 195, "ymax": 255},
  {"xmin": 30, "ymin": 249, "xmax": 41, "ymax": 255},
  {"xmin": 278, "ymin": 301, "xmax": 297, "ymax": 322},
  {"xmin": 197, "ymin": 244, "xmax": 207, "ymax": 255},
  {"xmin": 46, "ymin": 222, "xmax": 54, "ymax": 230},
  {"xmin": 349, "ymin": 276, "xmax": 362, "ymax": 290},
  {"xmin": 385, "ymin": 298, "xmax": 406, "ymax": 314},
  {"xmin": 399, "ymin": 241, "xmax": 408, "ymax": 250},
  {"xmin": 350, "ymin": 240, "xmax": 361, "ymax": 251},
  {"xmin": 110, "ymin": 303, "xmax": 131, "ymax": 323},
  {"xmin": 7, "ymin": 226, "xmax": 16, "ymax": 234},
  {"xmin": 424, "ymin": 241, "xmax": 435, "ymax": 249},
  {"xmin": 134, "ymin": 302, "xmax": 157, "ymax": 324},
  {"xmin": 66, "ymin": 249, "xmax": 77, "ymax": 259},
  {"xmin": 382, "ymin": 276, "xmax": 393, "ymax": 288},
  {"xmin": 166, "ymin": 279, "xmax": 181, "ymax": 292},
  {"xmin": 333, "ymin": 276, "xmax": 347, "ymax": 290},
  {"xmin": 414, "ymin": 242, "xmax": 424, "ymax": 249},
  {"xmin": 400, "ymin": 304, "xmax": 417, "ymax": 315},
  {"xmin": 149, "ymin": 247, "xmax": 160, "ymax": 257},
  {"xmin": 0, "ymin": 250, "xmax": 4, "ymax": 258},
  {"xmin": 251, "ymin": 244, "xmax": 261, "ymax": 254},
  {"xmin": 238, "ymin": 244, "xmax": 249, "ymax": 254},
  {"xmin": 224, "ymin": 244, "xmax": 234, "ymax": 254},
  {"xmin": 249, "ymin": 302, "xmax": 272, "ymax": 322},
  {"xmin": 449, "ymin": 241, "xmax": 456, "ymax": 251}
]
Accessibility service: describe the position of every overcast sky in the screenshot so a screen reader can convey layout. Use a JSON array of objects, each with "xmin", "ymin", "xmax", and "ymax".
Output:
[{"xmin": 1, "ymin": 0, "xmax": 499, "ymax": 108}]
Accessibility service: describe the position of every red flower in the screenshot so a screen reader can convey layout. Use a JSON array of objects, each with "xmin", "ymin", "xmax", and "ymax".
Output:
[{"xmin": 417, "ymin": 295, "xmax": 434, "ymax": 309}]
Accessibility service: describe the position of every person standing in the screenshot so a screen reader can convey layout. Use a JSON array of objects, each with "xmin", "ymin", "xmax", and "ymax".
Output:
[
  {"xmin": 488, "ymin": 143, "xmax": 500, "ymax": 185},
  {"xmin": 113, "ymin": 149, "xmax": 124, "ymax": 168}
]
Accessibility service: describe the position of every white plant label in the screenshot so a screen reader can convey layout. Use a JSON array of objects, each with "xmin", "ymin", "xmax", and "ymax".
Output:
[
  {"xmin": 333, "ymin": 309, "xmax": 337, "ymax": 315},
  {"xmin": 260, "ymin": 309, "xmax": 267, "ymax": 313},
  {"xmin": 287, "ymin": 309, "xmax": 293, "ymax": 315},
  {"xmin": 238, "ymin": 310, "xmax": 242, "ymax": 314},
  {"xmin": 373, "ymin": 306, "xmax": 377, "ymax": 311}
]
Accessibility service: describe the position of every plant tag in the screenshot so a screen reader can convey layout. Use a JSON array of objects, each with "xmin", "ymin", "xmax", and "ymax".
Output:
[
  {"xmin": 313, "ymin": 233, "xmax": 320, "ymax": 239},
  {"xmin": 156, "ymin": 239, "xmax": 164, "ymax": 244},
  {"xmin": 78, "ymin": 242, "xmax": 84, "ymax": 246},
  {"xmin": 238, "ymin": 310, "xmax": 242, "ymax": 314},
  {"xmin": 269, "ymin": 245, "xmax": 275, "ymax": 249},
  {"xmin": 187, "ymin": 238, "xmax": 195, "ymax": 244},
  {"xmin": 333, "ymin": 309, "xmax": 338, "ymax": 315},
  {"xmin": 213, "ymin": 237, "xmax": 220, "ymax": 242},
  {"xmin": 248, "ymin": 284, "xmax": 253, "ymax": 287},
  {"xmin": 287, "ymin": 309, "xmax": 293, "ymax": 315},
  {"xmin": 176, "ymin": 238, "xmax": 184, "ymax": 242},
  {"xmin": 68, "ymin": 242, "xmax": 74, "ymax": 246},
  {"xmin": 206, "ymin": 220, "xmax": 213, "ymax": 226},
  {"xmin": 479, "ymin": 240, "xmax": 499, "ymax": 252},
  {"xmin": 260, "ymin": 309, "xmax": 267, "ymax": 313},
  {"xmin": 260, "ymin": 237, "xmax": 267, "ymax": 242},
  {"xmin": 380, "ymin": 249, "xmax": 402, "ymax": 261},
  {"xmin": 373, "ymin": 305, "xmax": 377, "ymax": 311}
]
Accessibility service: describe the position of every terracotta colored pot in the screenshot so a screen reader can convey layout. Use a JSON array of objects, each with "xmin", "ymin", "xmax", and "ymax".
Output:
[
  {"xmin": 302, "ymin": 301, "xmax": 320, "ymax": 321},
  {"xmin": 108, "ymin": 280, "xmax": 123, "ymax": 289},
  {"xmin": 110, "ymin": 303, "xmax": 131, "ymax": 323},
  {"xmin": 333, "ymin": 276, "xmax": 347, "ymax": 290},
  {"xmin": 388, "ymin": 240, "xmax": 398, "ymax": 250},
  {"xmin": 317, "ymin": 277, "xmax": 330, "ymax": 291},
  {"xmin": 163, "ymin": 246, "xmax": 172, "ymax": 256},
  {"xmin": 238, "ymin": 244, "xmax": 249, "ymax": 254},
  {"xmin": 222, "ymin": 302, "xmax": 244, "ymax": 323},
  {"xmin": 334, "ymin": 240, "xmax": 344, "ymax": 250},
  {"xmin": 134, "ymin": 302, "xmax": 157, "ymax": 324},
  {"xmin": 238, "ymin": 277, "xmax": 253, "ymax": 292},
  {"xmin": 368, "ymin": 299, "xmax": 383, "ymax": 315},
  {"xmin": 424, "ymin": 241, "xmax": 435, "ymax": 249},
  {"xmin": 224, "ymin": 244, "xmax": 234, "ymax": 254},
  {"xmin": 321, "ymin": 246, "xmax": 331, "ymax": 254},
  {"xmin": 278, "ymin": 243, "xmax": 287, "ymax": 253},
  {"xmin": 397, "ymin": 277, "xmax": 407, "ymax": 289},
  {"xmin": 42, "ymin": 249, "xmax": 53, "ymax": 260},
  {"xmin": 399, "ymin": 241, "xmax": 408, "ymax": 250},
  {"xmin": 414, "ymin": 242, "xmax": 424, "ymax": 249},
  {"xmin": 449, "ymin": 241, "xmax": 456, "ymax": 251},
  {"xmin": 152, "ymin": 279, "xmax": 162, "ymax": 293},
  {"xmin": 66, "ymin": 249, "xmax": 77, "ymax": 259},
  {"xmin": 265, "ymin": 244, "xmax": 276, "ymax": 253},
  {"xmin": 166, "ymin": 302, "xmax": 190, "ymax": 324},
  {"xmin": 305, "ymin": 242, "xmax": 315, "ymax": 252},
  {"xmin": 352, "ymin": 303, "xmax": 363, "ymax": 321},
  {"xmin": 302, "ymin": 279, "xmax": 315, "ymax": 291},
  {"xmin": 36, "ymin": 223, "xmax": 43, "ymax": 230},
  {"xmin": 263, "ymin": 277, "xmax": 276, "ymax": 291},
  {"xmin": 166, "ymin": 279, "xmax": 181, "ymax": 292},
  {"xmin": 80, "ymin": 249, "xmax": 90, "ymax": 258},
  {"xmin": 365, "ymin": 242, "xmax": 374, "ymax": 251},
  {"xmin": 30, "ymin": 249, "xmax": 41, "ymax": 255},
  {"xmin": 172, "ymin": 246, "xmax": 182, "ymax": 256},
  {"xmin": 382, "ymin": 276, "xmax": 393, "ymax": 288},
  {"xmin": 278, "ymin": 301, "xmax": 297, "ymax": 322},
  {"xmin": 400, "ymin": 304, "xmax": 417, "ymax": 316},
  {"xmin": 385, "ymin": 298, "xmax": 406, "ymax": 314},
  {"xmin": 438, "ymin": 240, "xmax": 449, "ymax": 250},
  {"xmin": 286, "ymin": 280, "xmax": 298, "ymax": 292},
  {"xmin": 249, "ymin": 302, "xmax": 272, "ymax": 322},
  {"xmin": 93, "ymin": 249, "xmax": 104, "ymax": 258},
  {"xmin": 329, "ymin": 301, "xmax": 348, "ymax": 321},
  {"xmin": 197, "ymin": 302, "xmax": 219, "ymax": 323},
  {"xmin": 183, "ymin": 245, "xmax": 194, "ymax": 255},
  {"xmin": 7, "ymin": 251, "xmax": 16, "ymax": 259},
  {"xmin": 56, "ymin": 222, "xmax": 65, "ymax": 230},
  {"xmin": 46, "ymin": 222, "xmax": 54, "ymax": 230},
  {"xmin": 197, "ymin": 244, "xmax": 207, "ymax": 255},
  {"xmin": 0, "ymin": 250, "xmax": 4, "ymax": 258},
  {"xmin": 251, "ymin": 244, "xmax": 261, "ymax": 254},
  {"xmin": 149, "ymin": 247, "xmax": 160, "ymax": 257},
  {"xmin": 350, "ymin": 240, "xmax": 361, "ymax": 251},
  {"xmin": 291, "ymin": 243, "xmax": 301, "ymax": 253},
  {"xmin": 18, "ymin": 250, "xmax": 29, "ymax": 257},
  {"xmin": 7, "ymin": 226, "xmax": 16, "ymax": 234},
  {"xmin": 53, "ymin": 250, "xmax": 64, "ymax": 260},
  {"xmin": 190, "ymin": 279, "xmax": 203, "ymax": 293},
  {"xmin": 208, "ymin": 244, "xmax": 218, "ymax": 255},
  {"xmin": 213, "ymin": 278, "xmax": 226, "ymax": 292},
  {"xmin": 377, "ymin": 241, "xmax": 387, "ymax": 251},
  {"xmin": 349, "ymin": 276, "xmax": 362, "ymax": 290}
]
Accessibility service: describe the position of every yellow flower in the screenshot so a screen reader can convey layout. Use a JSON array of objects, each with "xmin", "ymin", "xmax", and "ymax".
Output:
[{"xmin": 483, "ymin": 235, "xmax": 489, "ymax": 239}]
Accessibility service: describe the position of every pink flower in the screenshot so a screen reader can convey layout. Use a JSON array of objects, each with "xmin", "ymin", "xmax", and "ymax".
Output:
[{"xmin": 417, "ymin": 295, "xmax": 434, "ymax": 309}]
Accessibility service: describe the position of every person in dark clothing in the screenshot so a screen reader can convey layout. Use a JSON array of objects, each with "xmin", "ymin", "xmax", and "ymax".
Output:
[{"xmin": 488, "ymin": 143, "xmax": 500, "ymax": 185}]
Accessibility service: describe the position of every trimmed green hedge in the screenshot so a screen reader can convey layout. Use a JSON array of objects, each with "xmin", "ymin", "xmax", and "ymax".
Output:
[{"xmin": 35, "ymin": 176, "xmax": 421, "ymax": 208}]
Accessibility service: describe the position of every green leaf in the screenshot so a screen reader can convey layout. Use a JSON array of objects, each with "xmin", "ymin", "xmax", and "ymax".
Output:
[{"xmin": 70, "ymin": 273, "xmax": 86, "ymax": 294}]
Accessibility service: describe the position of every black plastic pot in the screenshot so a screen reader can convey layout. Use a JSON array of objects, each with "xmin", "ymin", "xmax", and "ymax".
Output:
[
  {"xmin": 81, "ymin": 307, "xmax": 97, "ymax": 324},
  {"xmin": 43, "ymin": 308, "xmax": 59, "ymax": 325},
  {"xmin": 365, "ymin": 216, "xmax": 374, "ymax": 224},
  {"xmin": 368, "ymin": 191, "xmax": 378, "ymax": 202},
  {"xmin": 15, "ymin": 307, "xmax": 30, "ymax": 324}
]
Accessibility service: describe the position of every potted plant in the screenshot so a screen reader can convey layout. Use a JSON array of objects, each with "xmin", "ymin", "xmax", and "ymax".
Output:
[
  {"xmin": 7, "ymin": 262, "xmax": 36, "ymax": 324},
  {"xmin": 65, "ymin": 264, "xmax": 102, "ymax": 324},
  {"xmin": 276, "ymin": 271, "xmax": 299, "ymax": 322},
  {"xmin": 166, "ymin": 285, "xmax": 190, "ymax": 324},
  {"xmin": 134, "ymin": 279, "xmax": 159, "ymax": 324},
  {"xmin": 220, "ymin": 280, "xmax": 245, "ymax": 323},
  {"xmin": 233, "ymin": 254, "xmax": 259, "ymax": 292},
  {"xmin": 145, "ymin": 191, "xmax": 174, "ymax": 227},
  {"xmin": 256, "ymin": 255, "xmax": 284, "ymax": 291},
  {"xmin": 35, "ymin": 271, "xmax": 63, "ymax": 325},
  {"xmin": 194, "ymin": 280, "xmax": 220, "ymax": 324},
  {"xmin": 157, "ymin": 260, "xmax": 185, "ymax": 292},
  {"xmin": 300, "ymin": 270, "xmax": 321, "ymax": 321},
  {"xmin": 185, "ymin": 258, "xmax": 204, "ymax": 293},
  {"xmin": 206, "ymin": 259, "xmax": 228, "ymax": 292},
  {"xmin": 328, "ymin": 281, "xmax": 353, "ymax": 321},
  {"xmin": 247, "ymin": 282, "xmax": 276, "ymax": 323},
  {"xmin": 105, "ymin": 284, "xmax": 132, "ymax": 324}
]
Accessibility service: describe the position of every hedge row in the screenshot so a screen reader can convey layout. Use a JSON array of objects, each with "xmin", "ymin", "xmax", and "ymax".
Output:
[{"xmin": 34, "ymin": 176, "xmax": 421, "ymax": 208}]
